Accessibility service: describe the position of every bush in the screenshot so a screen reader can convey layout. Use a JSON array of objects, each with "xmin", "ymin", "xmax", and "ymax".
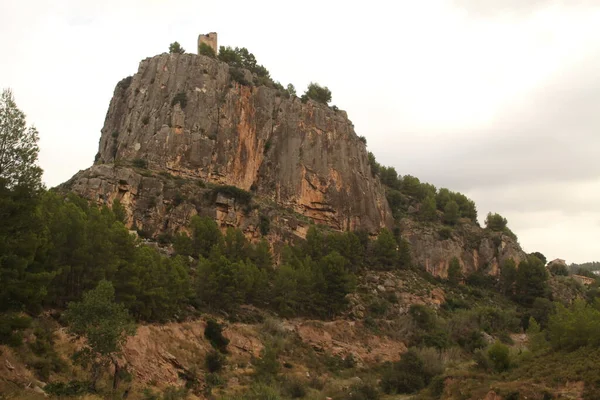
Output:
[
  {"xmin": 199, "ymin": 42, "xmax": 216, "ymax": 58},
  {"xmin": 549, "ymin": 262, "xmax": 569, "ymax": 276},
  {"xmin": 254, "ymin": 344, "xmax": 280, "ymax": 381},
  {"xmin": 133, "ymin": 158, "xmax": 148, "ymax": 169},
  {"xmin": 348, "ymin": 382, "xmax": 380, "ymax": 400},
  {"xmin": 0, "ymin": 313, "xmax": 32, "ymax": 346},
  {"xmin": 204, "ymin": 319, "xmax": 229, "ymax": 352},
  {"xmin": 429, "ymin": 375, "xmax": 446, "ymax": 398},
  {"xmin": 205, "ymin": 349, "xmax": 225, "ymax": 373},
  {"xmin": 485, "ymin": 212, "xmax": 508, "ymax": 231},
  {"xmin": 171, "ymin": 92, "xmax": 188, "ymax": 109},
  {"xmin": 439, "ymin": 226, "xmax": 452, "ymax": 240},
  {"xmin": 380, "ymin": 349, "xmax": 438, "ymax": 394},
  {"xmin": 488, "ymin": 341, "xmax": 511, "ymax": 372},
  {"xmin": 283, "ymin": 378, "xmax": 307, "ymax": 398},
  {"xmin": 45, "ymin": 380, "xmax": 92, "ymax": 396},
  {"xmin": 169, "ymin": 42, "xmax": 185, "ymax": 54},
  {"xmin": 259, "ymin": 214, "xmax": 270, "ymax": 236},
  {"xmin": 116, "ymin": 75, "xmax": 133, "ymax": 91},
  {"xmin": 212, "ymin": 185, "xmax": 253, "ymax": 205},
  {"xmin": 230, "ymin": 67, "xmax": 250, "ymax": 86},
  {"xmin": 301, "ymin": 82, "xmax": 332, "ymax": 104}
]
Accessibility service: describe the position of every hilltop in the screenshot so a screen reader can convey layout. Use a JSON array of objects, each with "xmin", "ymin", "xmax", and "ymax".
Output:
[{"xmin": 2, "ymin": 42, "xmax": 600, "ymax": 400}]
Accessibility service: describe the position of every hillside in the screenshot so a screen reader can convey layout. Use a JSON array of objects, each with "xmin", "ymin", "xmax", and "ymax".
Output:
[
  {"xmin": 2, "ymin": 44, "xmax": 600, "ymax": 400},
  {"xmin": 62, "ymin": 50, "xmax": 524, "ymax": 278}
]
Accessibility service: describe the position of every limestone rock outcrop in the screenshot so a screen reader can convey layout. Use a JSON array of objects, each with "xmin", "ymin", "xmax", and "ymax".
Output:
[
  {"xmin": 66, "ymin": 53, "xmax": 393, "ymax": 236},
  {"xmin": 400, "ymin": 218, "xmax": 526, "ymax": 277}
]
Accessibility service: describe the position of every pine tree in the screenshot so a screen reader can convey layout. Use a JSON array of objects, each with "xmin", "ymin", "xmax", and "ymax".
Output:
[
  {"xmin": 420, "ymin": 194, "xmax": 437, "ymax": 222},
  {"xmin": 0, "ymin": 89, "xmax": 43, "ymax": 190},
  {"xmin": 169, "ymin": 42, "xmax": 185, "ymax": 54},
  {"xmin": 65, "ymin": 280, "xmax": 136, "ymax": 390}
]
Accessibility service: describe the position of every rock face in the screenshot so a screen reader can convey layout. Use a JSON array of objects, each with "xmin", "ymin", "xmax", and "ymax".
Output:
[
  {"xmin": 400, "ymin": 218, "xmax": 526, "ymax": 277},
  {"xmin": 71, "ymin": 53, "xmax": 392, "ymax": 236}
]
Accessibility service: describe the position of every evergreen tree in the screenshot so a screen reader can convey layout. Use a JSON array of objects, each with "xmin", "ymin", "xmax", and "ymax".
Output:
[
  {"xmin": 190, "ymin": 216, "xmax": 222, "ymax": 258},
  {"xmin": 372, "ymin": 229, "xmax": 398, "ymax": 269},
  {"xmin": 286, "ymin": 83, "xmax": 296, "ymax": 97},
  {"xmin": 301, "ymin": 82, "xmax": 332, "ymax": 104},
  {"xmin": 111, "ymin": 198, "xmax": 127, "ymax": 223},
  {"xmin": 420, "ymin": 194, "xmax": 437, "ymax": 222},
  {"xmin": 485, "ymin": 212, "xmax": 508, "ymax": 231},
  {"xmin": 443, "ymin": 200, "xmax": 460, "ymax": 225},
  {"xmin": 447, "ymin": 257, "xmax": 462, "ymax": 285},
  {"xmin": 169, "ymin": 42, "xmax": 185, "ymax": 54},
  {"xmin": 436, "ymin": 188, "xmax": 452, "ymax": 211},
  {"xmin": 515, "ymin": 255, "xmax": 549, "ymax": 306},
  {"xmin": 64, "ymin": 280, "xmax": 136, "ymax": 390},
  {"xmin": 0, "ymin": 89, "xmax": 43, "ymax": 189},
  {"xmin": 499, "ymin": 258, "xmax": 517, "ymax": 295},
  {"xmin": 198, "ymin": 42, "xmax": 216, "ymax": 58}
]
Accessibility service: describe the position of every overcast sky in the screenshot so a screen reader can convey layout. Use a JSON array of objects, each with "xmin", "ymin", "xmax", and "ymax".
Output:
[{"xmin": 1, "ymin": 0, "xmax": 599, "ymax": 263}]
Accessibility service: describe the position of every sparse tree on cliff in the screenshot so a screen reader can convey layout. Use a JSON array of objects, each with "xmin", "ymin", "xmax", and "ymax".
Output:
[
  {"xmin": 485, "ymin": 212, "xmax": 508, "ymax": 231},
  {"xmin": 443, "ymin": 200, "xmax": 460, "ymax": 225},
  {"xmin": 447, "ymin": 257, "xmax": 463, "ymax": 285},
  {"xmin": 301, "ymin": 82, "xmax": 332, "ymax": 104},
  {"xmin": 420, "ymin": 194, "xmax": 437, "ymax": 222},
  {"xmin": 169, "ymin": 41, "xmax": 185, "ymax": 54},
  {"xmin": 199, "ymin": 42, "xmax": 216, "ymax": 58},
  {"xmin": 0, "ymin": 89, "xmax": 42, "ymax": 190},
  {"xmin": 286, "ymin": 83, "xmax": 296, "ymax": 97}
]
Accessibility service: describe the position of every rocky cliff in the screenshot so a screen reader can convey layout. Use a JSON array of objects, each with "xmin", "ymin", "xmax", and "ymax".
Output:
[
  {"xmin": 63, "ymin": 52, "xmax": 527, "ymax": 276},
  {"xmin": 400, "ymin": 218, "xmax": 526, "ymax": 277},
  {"xmin": 65, "ymin": 53, "xmax": 393, "ymax": 238}
]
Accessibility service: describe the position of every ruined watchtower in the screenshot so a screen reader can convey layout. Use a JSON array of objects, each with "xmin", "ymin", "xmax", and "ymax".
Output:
[{"xmin": 198, "ymin": 32, "xmax": 218, "ymax": 55}]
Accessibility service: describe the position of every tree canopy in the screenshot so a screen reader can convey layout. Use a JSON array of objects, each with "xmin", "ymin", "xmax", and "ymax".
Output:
[
  {"xmin": 168, "ymin": 42, "xmax": 185, "ymax": 54},
  {"xmin": 0, "ymin": 88, "xmax": 43, "ymax": 190},
  {"xmin": 301, "ymin": 82, "xmax": 332, "ymax": 104}
]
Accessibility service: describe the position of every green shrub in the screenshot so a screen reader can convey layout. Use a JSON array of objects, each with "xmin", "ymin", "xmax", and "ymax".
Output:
[
  {"xmin": 205, "ymin": 349, "xmax": 225, "ymax": 373},
  {"xmin": 485, "ymin": 212, "xmax": 508, "ymax": 231},
  {"xmin": 439, "ymin": 226, "xmax": 452, "ymax": 240},
  {"xmin": 264, "ymin": 139, "xmax": 272, "ymax": 153},
  {"xmin": 142, "ymin": 116, "xmax": 150, "ymax": 125},
  {"xmin": 169, "ymin": 42, "xmax": 185, "ymax": 54},
  {"xmin": 488, "ymin": 341, "xmax": 511, "ymax": 372},
  {"xmin": 380, "ymin": 349, "xmax": 436, "ymax": 394},
  {"xmin": 0, "ymin": 313, "xmax": 32, "ymax": 346},
  {"xmin": 348, "ymin": 382, "xmax": 380, "ymax": 400},
  {"xmin": 132, "ymin": 158, "xmax": 148, "ymax": 169},
  {"xmin": 205, "ymin": 372, "xmax": 223, "ymax": 387},
  {"xmin": 230, "ymin": 67, "xmax": 250, "ymax": 86},
  {"xmin": 116, "ymin": 76, "xmax": 133, "ymax": 91},
  {"xmin": 283, "ymin": 378, "xmax": 307, "ymax": 398},
  {"xmin": 259, "ymin": 214, "xmax": 270, "ymax": 236},
  {"xmin": 45, "ymin": 380, "xmax": 92, "ymax": 396},
  {"xmin": 204, "ymin": 319, "xmax": 229, "ymax": 352},
  {"xmin": 173, "ymin": 192, "xmax": 185, "ymax": 206},
  {"xmin": 171, "ymin": 92, "xmax": 188, "ymax": 109},
  {"xmin": 212, "ymin": 185, "xmax": 253, "ymax": 205},
  {"xmin": 429, "ymin": 375, "xmax": 445, "ymax": 398},
  {"xmin": 199, "ymin": 42, "xmax": 216, "ymax": 58},
  {"xmin": 254, "ymin": 344, "xmax": 280, "ymax": 382},
  {"xmin": 301, "ymin": 82, "xmax": 332, "ymax": 104}
]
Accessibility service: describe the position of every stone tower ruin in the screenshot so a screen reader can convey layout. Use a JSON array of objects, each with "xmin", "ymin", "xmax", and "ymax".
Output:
[{"xmin": 198, "ymin": 32, "xmax": 218, "ymax": 55}]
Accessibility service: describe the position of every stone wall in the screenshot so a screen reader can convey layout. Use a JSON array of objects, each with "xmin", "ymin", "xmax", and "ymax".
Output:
[{"xmin": 198, "ymin": 32, "xmax": 218, "ymax": 54}]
